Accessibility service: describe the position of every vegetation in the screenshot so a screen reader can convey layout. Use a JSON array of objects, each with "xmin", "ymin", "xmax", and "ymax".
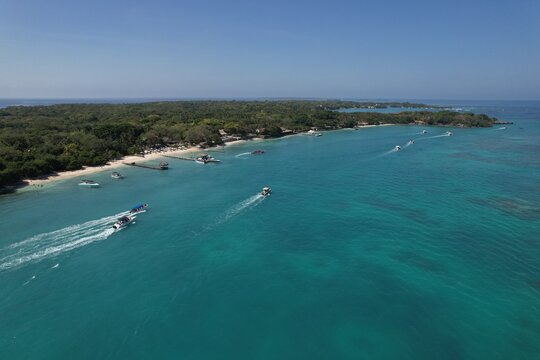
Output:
[{"xmin": 0, "ymin": 100, "xmax": 498, "ymax": 188}]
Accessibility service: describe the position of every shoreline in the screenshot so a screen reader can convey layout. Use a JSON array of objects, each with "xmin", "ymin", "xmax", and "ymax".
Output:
[{"xmin": 18, "ymin": 124, "xmax": 392, "ymax": 191}]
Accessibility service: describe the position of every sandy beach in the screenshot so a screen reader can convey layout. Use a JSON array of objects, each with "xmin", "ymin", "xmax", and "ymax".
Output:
[{"xmin": 20, "ymin": 125, "xmax": 388, "ymax": 190}]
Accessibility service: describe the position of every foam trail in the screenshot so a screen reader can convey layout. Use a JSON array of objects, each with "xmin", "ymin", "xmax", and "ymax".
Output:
[
  {"xmin": 22, "ymin": 275, "xmax": 36, "ymax": 286},
  {"xmin": 495, "ymin": 127, "xmax": 506, "ymax": 130},
  {"xmin": 235, "ymin": 152, "xmax": 252, "ymax": 158},
  {"xmin": 0, "ymin": 213, "xmax": 121, "ymax": 272},
  {"xmin": 416, "ymin": 133, "xmax": 450, "ymax": 141},
  {"xmin": 51, "ymin": 263, "xmax": 59, "ymax": 269},
  {"xmin": 201, "ymin": 193, "xmax": 266, "ymax": 233}
]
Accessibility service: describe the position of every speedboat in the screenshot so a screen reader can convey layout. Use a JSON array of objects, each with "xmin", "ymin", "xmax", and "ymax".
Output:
[
  {"xmin": 446, "ymin": 131, "xmax": 453, "ymax": 136},
  {"xmin": 261, "ymin": 186, "xmax": 271, "ymax": 196},
  {"xmin": 394, "ymin": 145, "xmax": 401, "ymax": 151},
  {"xmin": 252, "ymin": 150, "xmax": 265, "ymax": 155},
  {"xmin": 111, "ymin": 172, "xmax": 123, "ymax": 179},
  {"xmin": 407, "ymin": 139, "xmax": 414, "ymax": 145},
  {"xmin": 129, "ymin": 203, "xmax": 148, "ymax": 214},
  {"xmin": 422, "ymin": 130, "xmax": 428, "ymax": 134},
  {"xmin": 113, "ymin": 215, "xmax": 133, "ymax": 230},
  {"xmin": 78, "ymin": 180, "xmax": 100, "ymax": 187}
]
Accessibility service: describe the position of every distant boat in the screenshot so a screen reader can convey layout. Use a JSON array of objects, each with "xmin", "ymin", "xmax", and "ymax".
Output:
[
  {"xmin": 422, "ymin": 130, "xmax": 428, "ymax": 134},
  {"xmin": 394, "ymin": 145, "xmax": 402, "ymax": 151},
  {"xmin": 407, "ymin": 139, "xmax": 414, "ymax": 145},
  {"xmin": 446, "ymin": 131, "xmax": 453, "ymax": 136},
  {"xmin": 305, "ymin": 129, "xmax": 322, "ymax": 136},
  {"xmin": 111, "ymin": 172, "xmax": 123, "ymax": 179},
  {"xmin": 129, "ymin": 203, "xmax": 148, "ymax": 214},
  {"xmin": 113, "ymin": 215, "xmax": 133, "ymax": 230},
  {"xmin": 78, "ymin": 180, "xmax": 99, "ymax": 187},
  {"xmin": 261, "ymin": 186, "xmax": 271, "ymax": 196},
  {"xmin": 195, "ymin": 154, "xmax": 220, "ymax": 164},
  {"xmin": 252, "ymin": 150, "xmax": 265, "ymax": 155}
]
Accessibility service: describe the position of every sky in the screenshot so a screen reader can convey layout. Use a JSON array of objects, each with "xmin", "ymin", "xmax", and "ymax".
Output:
[{"xmin": 0, "ymin": 0, "xmax": 539, "ymax": 100}]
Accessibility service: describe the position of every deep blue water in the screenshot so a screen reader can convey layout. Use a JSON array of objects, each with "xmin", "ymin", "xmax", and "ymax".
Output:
[{"xmin": 1, "ymin": 101, "xmax": 539, "ymax": 359}]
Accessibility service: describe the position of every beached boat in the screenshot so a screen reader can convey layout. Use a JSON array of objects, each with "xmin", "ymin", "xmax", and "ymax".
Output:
[
  {"xmin": 113, "ymin": 215, "xmax": 133, "ymax": 230},
  {"xmin": 111, "ymin": 172, "xmax": 123, "ymax": 179},
  {"xmin": 129, "ymin": 203, "xmax": 148, "ymax": 214},
  {"xmin": 78, "ymin": 180, "xmax": 100, "ymax": 187},
  {"xmin": 261, "ymin": 186, "xmax": 271, "ymax": 196}
]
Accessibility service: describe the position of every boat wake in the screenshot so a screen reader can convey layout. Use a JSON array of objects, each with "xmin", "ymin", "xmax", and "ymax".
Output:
[
  {"xmin": 223, "ymin": 194, "xmax": 265, "ymax": 221},
  {"xmin": 235, "ymin": 152, "xmax": 252, "ymax": 158},
  {"xmin": 0, "ymin": 213, "xmax": 124, "ymax": 272},
  {"xmin": 495, "ymin": 126, "xmax": 506, "ymax": 130}
]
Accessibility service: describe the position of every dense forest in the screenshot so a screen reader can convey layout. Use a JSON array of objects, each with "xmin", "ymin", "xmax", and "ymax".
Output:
[{"xmin": 0, "ymin": 100, "xmax": 498, "ymax": 189}]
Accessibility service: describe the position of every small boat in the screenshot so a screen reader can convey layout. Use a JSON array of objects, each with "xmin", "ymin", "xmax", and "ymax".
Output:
[
  {"xmin": 446, "ymin": 131, "xmax": 453, "ymax": 136},
  {"xmin": 113, "ymin": 215, "xmax": 133, "ymax": 230},
  {"xmin": 78, "ymin": 180, "xmax": 100, "ymax": 187},
  {"xmin": 195, "ymin": 154, "xmax": 220, "ymax": 164},
  {"xmin": 394, "ymin": 145, "xmax": 402, "ymax": 151},
  {"xmin": 129, "ymin": 203, "xmax": 148, "ymax": 214},
  {"xmin": 252, "ymin": 150, "xmax": 265, "ymax": 155},
  {"xmin": 306, "ymin": 129, "xmax": 322, "ymax": 136},
  {"xmin": 407, "ymin": 139, "xmax": 414, "ymax": 145},
  {"xmin": 422, "ymin": 130, "xmax": 428, "ymax": 134},
  {"xmin": 159, "ymin": 161, "xmax": 169, "ymax": 170},
  {"xmin": 261, "ymin": 186, "xmax": 271, "ymax": 196},
  {"xmin": 111, "ymin": 172, "xmax": 123, "ymax": 179}
]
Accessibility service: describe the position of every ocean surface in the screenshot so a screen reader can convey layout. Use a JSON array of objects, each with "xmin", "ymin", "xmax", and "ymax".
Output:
[{"xmin": 1, "ymin": 101, "xmax": 540, "ymax": 359}]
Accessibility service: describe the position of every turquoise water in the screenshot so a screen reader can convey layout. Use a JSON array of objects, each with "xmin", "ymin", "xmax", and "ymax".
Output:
[{"xmin": 1, "ymin": 102, "xmax": 540, "ymax": 359}]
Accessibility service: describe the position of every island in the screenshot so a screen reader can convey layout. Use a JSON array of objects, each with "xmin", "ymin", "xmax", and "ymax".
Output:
[{"xmin": 0, "ymin": 100, "xmax": 501, "ymax": 190}]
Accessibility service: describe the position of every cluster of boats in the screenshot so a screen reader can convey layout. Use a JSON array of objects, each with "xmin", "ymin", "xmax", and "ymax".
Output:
[
  {"xmin": 78, "ymin": 171, "xmax": 125, "ymax": 187},
  {"xmin": 112, "ymin": 203, "xmax": 148, "ymax": 230}
]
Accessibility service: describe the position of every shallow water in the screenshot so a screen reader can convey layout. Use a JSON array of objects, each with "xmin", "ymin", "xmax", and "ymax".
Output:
[{"xmin": 1, "ymin": 101, "xmax": 540, "ymax": 359}]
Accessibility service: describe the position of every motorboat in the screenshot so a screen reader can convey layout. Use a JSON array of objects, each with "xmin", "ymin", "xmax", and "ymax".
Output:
[
  {"xmin": 306, "ymin": 129, "xmax": 322, "ymax": 136},
  {"xmin": 129, "ymin": 203, "xmax": 148, "ymax": 214},
  {"xmin": 111, "ymin": 172, "xmax": 123, "ymax": 179},
  {"xmin": 252, "ymin": 150, "xmax": 265, "ymax": 155},
  {"xmin": 422, "ymin": 130, "xmax": 428, "ymax": 134},
  {"xmin": 78, "ymin": 180, "xmax": 100, "ymax": 187},
  {"xmin": 407, "ymin": 139, "xmax": 414, "ymax": 145},
  {"xmin": 394, "ymin": 145, "xmax": 402, "ymax": 151},
  {"xmin": 261, "ymin": 186, "xmax": 271, "ymax": 196},
  {"xmin": 195, "ymin": 154, "xmax": 220, "ymax": 164},
  {"xmin": 446, "ymin": 131, "xmax": 453, "ymax": 136},
  {"xmin": 113, "ymin": 215, "xmax": 133, "ymax": 230},
  {"xmin": 159, "ymin": 161, "xmax": 169, "ymax": 170}
]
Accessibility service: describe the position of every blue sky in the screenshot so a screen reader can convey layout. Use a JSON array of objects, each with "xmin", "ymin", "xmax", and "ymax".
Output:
[{"xmin": 0, "ymin": 0, "xmax": 539, "ymax": 99}]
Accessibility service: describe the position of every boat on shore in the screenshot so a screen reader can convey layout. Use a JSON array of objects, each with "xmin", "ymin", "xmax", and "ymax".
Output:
[
  {"xmin": 261, "ymin": 186, "xmax": 271, "ymax": 196},
  {"xmin": 129, "ymin": 203, "xmax": 148, "ymax": 214},
  {"xmin": 113, "ymin": 215, "xmax": 133, "ymax": 229},
  {"xmin": 78, "ymin": 180, "xmax": 100, "ymax": 187},
  {"xmin": 111, "ymin": 172, "xmax": 124, "ymax": 179}
]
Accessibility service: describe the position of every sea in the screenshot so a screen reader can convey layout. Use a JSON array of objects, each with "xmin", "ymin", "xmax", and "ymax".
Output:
[{"xmin": 1, "ymin": 100, "xmax": 539, "ymax": 359}]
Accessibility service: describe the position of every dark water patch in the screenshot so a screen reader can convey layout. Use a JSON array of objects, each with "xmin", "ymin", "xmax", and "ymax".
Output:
[
  {"xmin": 470, "ymin": 196, "xmax": 540, "ymax": 220},
  {"xmin": 361, "ymin": 196, "xmax": 436, "ymax": 224},
  {"xmin": 392, "ymin": 251, "xmax": 446, "ymax": 273}
]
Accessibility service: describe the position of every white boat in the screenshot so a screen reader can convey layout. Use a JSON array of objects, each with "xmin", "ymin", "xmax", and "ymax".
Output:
[
  {"xmin": 113, "ymin": 215, "xmax": 133, "ymax": 230},
  {"xmin": 111, "ymin": 172, "xmax": 123, "ymax": 179},
  {"xmin": 306, "ymin": 129, "xmax": 322, "ymax": 136},
  {"xmin": 446, "ymin": 131, "xmax": 453, "ymax": 136},
  {"xmin": 394, "ymin": 145, "xmax": 402, "ymax": 151},
  {"xmin": 195, "ymin": 154, "xmax": 220, "ymax": 164},
  {"xmin": 78, "ymin": 180, "xmax": 100, "ymax": 187},
  {"xmin": 422, "ymin": 130, "xmax": 428, "ymax": 134},
  {"xmin": 261, "ymin": 186, "xmax": 271, "ymax": 196},
  {"xmin": 407, "ymin": 140, "xmax": 414, "ymax": 145}
]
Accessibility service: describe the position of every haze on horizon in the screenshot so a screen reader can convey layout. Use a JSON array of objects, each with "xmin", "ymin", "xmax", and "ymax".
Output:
[{"xmin": 0, "ymin": 0, "xmax": 539, "ymax": 100}]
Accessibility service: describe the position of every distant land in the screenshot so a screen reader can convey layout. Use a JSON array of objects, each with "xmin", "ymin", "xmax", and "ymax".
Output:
[{"xmin": 0, "ymin": 100, "xmax": 502, "ymax": 190}]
